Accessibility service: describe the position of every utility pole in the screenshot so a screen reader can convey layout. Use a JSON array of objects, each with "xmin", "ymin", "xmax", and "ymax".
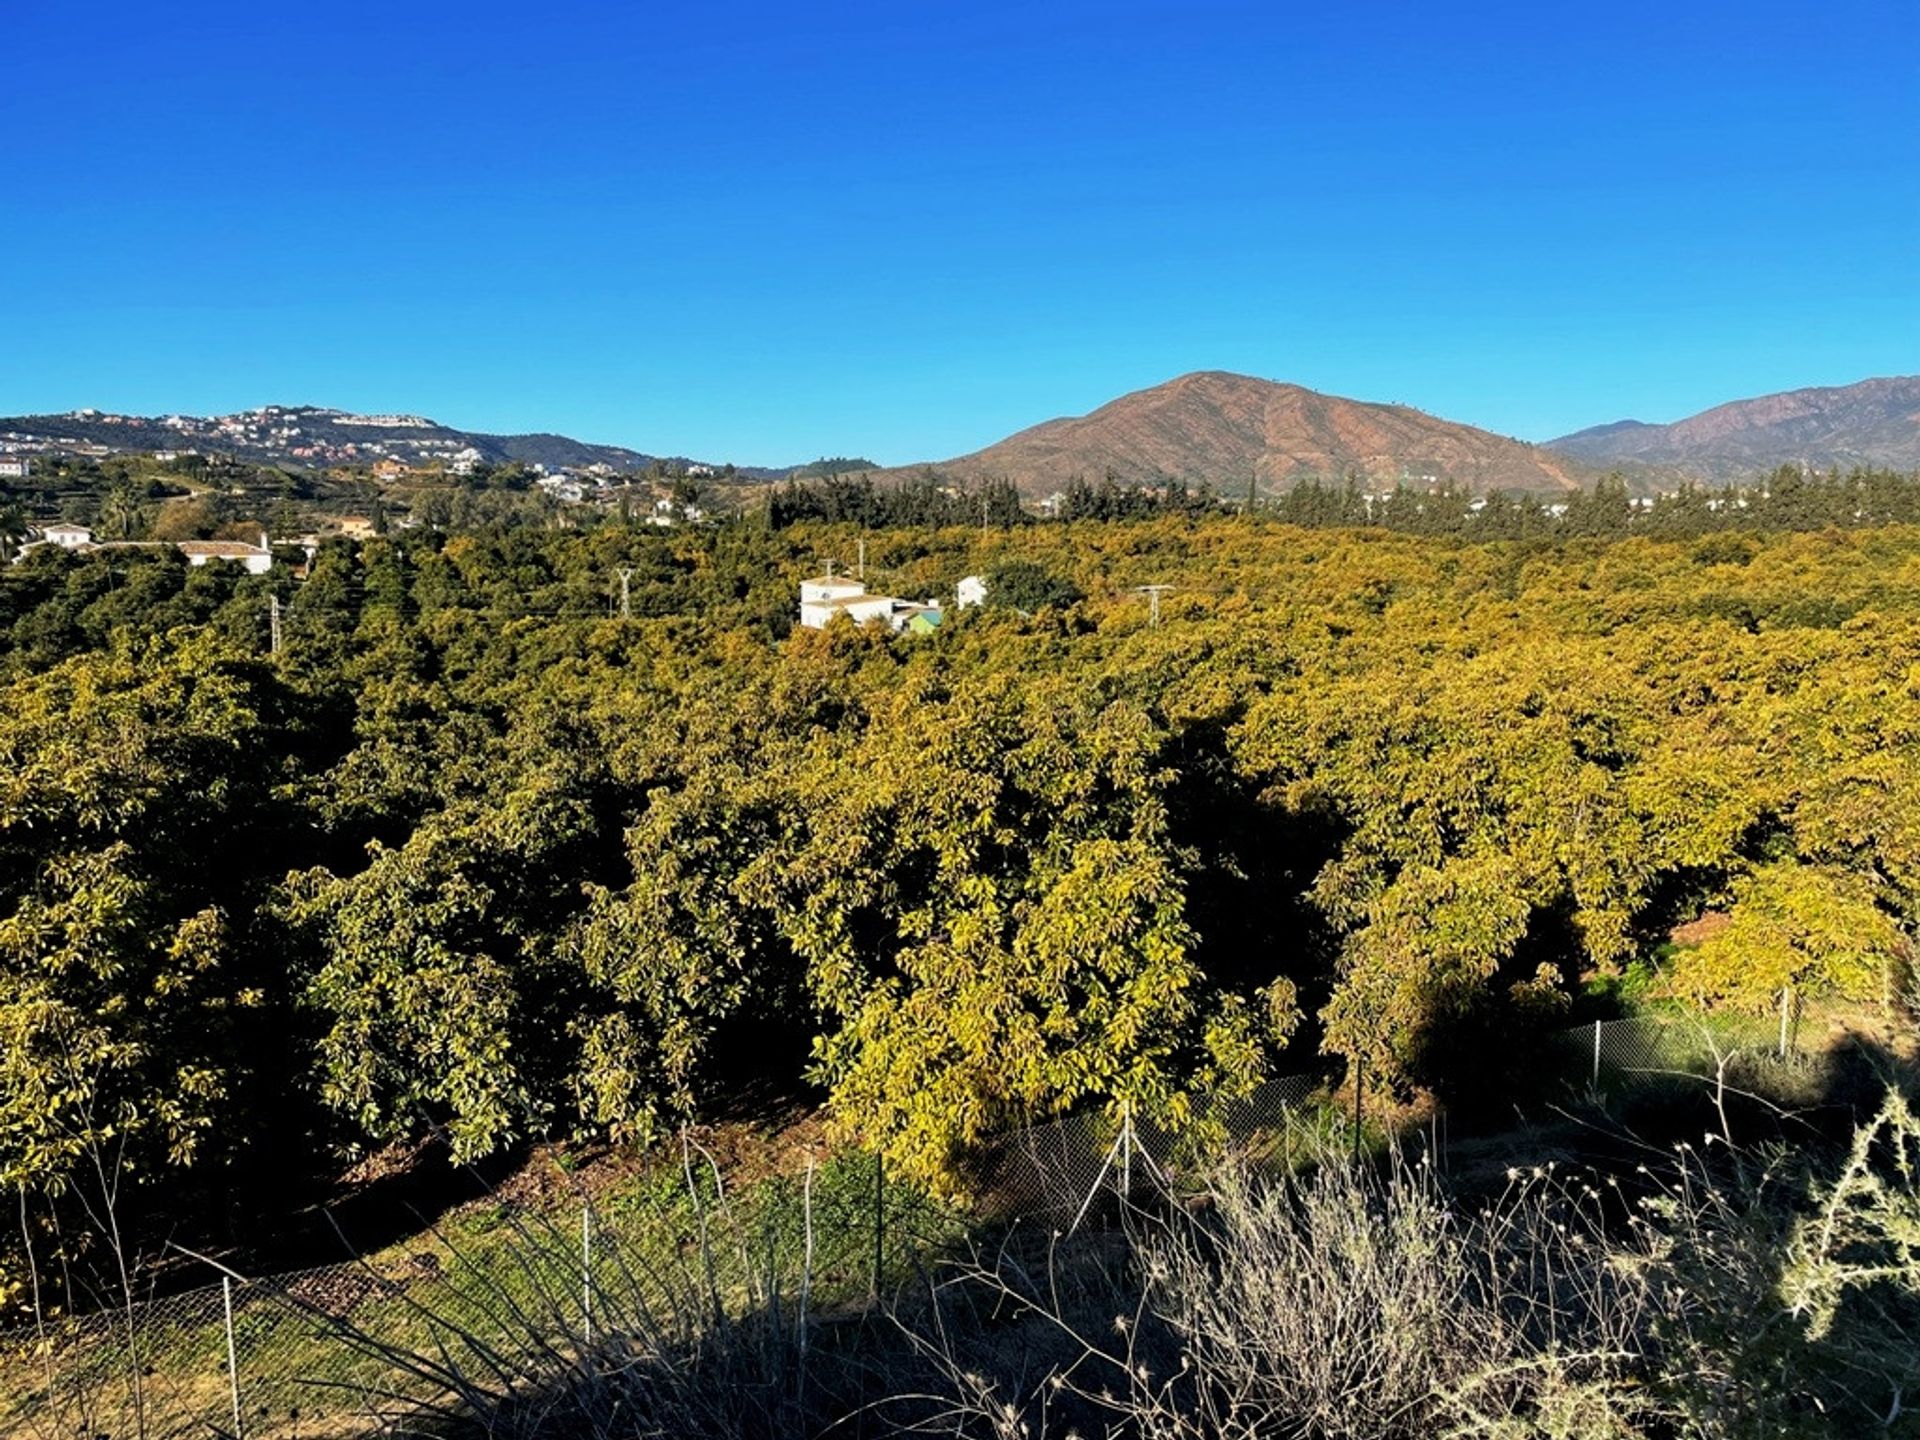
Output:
[
  {"xmin": 616, "ymin": 567, "xmax": 633, "ymax": 620},
  {"xmin": 1135, "ymin": 584, "xmax": 1173, "ymax": 629},
  {"xmin": 267, "ymin": 594, "xmax": 282, "ymax": 656}
]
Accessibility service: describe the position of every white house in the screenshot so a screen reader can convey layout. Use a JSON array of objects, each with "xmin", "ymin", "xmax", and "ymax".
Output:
[
  {"xmin": 41, "ymin": 522, "xmax": 93, "ymax": 548},
  {"xmin": 956, "ymin": 574, "xmax": 988, "ymax": 609},
  {"xmin": 799, "ymin": 574, "xmax": 950, "ymax": 633},
  {"xmin": 0, "ymin": 455, "xmax": 31, "ymax": 479},
  {"xmin": 800, "ymin": 582, "xmax": 899, "ymax": 629},
  {"xmin": 798, "ymin": 574, "xmax": 870, "ymax": 628},
  {"xmin": 177, "ymin": 530, "xmax": 273, "ymax": 575}
]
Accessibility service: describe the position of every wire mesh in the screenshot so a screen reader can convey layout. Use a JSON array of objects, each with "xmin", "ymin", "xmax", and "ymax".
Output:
[
  {"xmin": 0, "ymin": 1011, "xmax": 1808, "ymax": 1438},
  {"xmin": 971, "ymin": 1068, "xmax": 1332, "ymax": 1224},
  {"xmin": 1549, "ymin": 1006, "xmax": 1809, "ymax": 1096}
]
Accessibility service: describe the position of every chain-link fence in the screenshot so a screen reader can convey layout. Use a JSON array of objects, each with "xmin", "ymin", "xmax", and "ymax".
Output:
[
  {"xmin": 0, "ymin": 1140, "xmax": 967, "ymax": 1440},
  {"xmin": 972, "ymin": 1070, "xmax": 1329, "ymax": 1224},
  {"xmin": 0, "ymin": 1006, "xmax": 1814, "ymax": 1439},
  {"xmin": 0, "ymin": 1266, "xmax": 403, "ymax": 1440},
  {"xmin": 1547, "ymin": 1001, "xmax": 1810, "ymax": 1095}
]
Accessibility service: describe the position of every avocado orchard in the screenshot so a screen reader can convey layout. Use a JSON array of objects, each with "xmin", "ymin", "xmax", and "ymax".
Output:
[{"xmin": 1, "ymin": 513, "xmax": 1917, "ymax": 1271}]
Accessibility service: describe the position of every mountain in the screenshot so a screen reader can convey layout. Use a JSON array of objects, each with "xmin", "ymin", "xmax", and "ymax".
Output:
[
  {"xmin": 879, "ymin": 371, "xmax": 1589, "ymax": 497},
  {"xmin": 0, "ymin": 404, "xmax": 791, "ymax": 477},
  {"xmin": 1548, "ymin": 377, "xmax": 1920, "ymax": 480}
]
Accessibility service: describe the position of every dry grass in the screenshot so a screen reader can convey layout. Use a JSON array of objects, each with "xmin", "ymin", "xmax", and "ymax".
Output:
[
  {"xmin": 902, "ymin": 1096, "xmax": 1920, "ymax": 1439},
  {"xmin": 8, "ymin": 1012, "xmax": 1916, "ymax": 1440},
  {"xmin": 222, "ymin": 1089, "xmax": 1918, "ymax": 1440}
]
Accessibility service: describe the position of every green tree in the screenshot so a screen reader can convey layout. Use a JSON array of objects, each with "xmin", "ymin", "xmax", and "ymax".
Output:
[
  {"xmin": 1671, "ymin": 863, "xmax": 1904, "ymax": 1010},
  {"xmin": 94, "ymin": 480, "xmax": 152, "ymax": 541},
  {"xmin": 0, "ymin": 644, "xmax": 290, "ymax": 1199},
  {"xmin": 983, "ymin": 557, "xmax": 1082, "ymax": 613}
]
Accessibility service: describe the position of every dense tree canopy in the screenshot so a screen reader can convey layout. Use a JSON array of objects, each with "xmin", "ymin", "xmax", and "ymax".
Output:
[{"xmin": 3, "ymin": 506, "xmax": 1920, "ymax": 1278}]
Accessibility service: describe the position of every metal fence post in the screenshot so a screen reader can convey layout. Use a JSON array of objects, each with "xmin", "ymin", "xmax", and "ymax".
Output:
[
  {"xmin": 581, "ymin": 1206, "xmax": 593, "ymax": 1346},
  {"xmin": 223, "ymin": 1277, "xmax": 242, "ymax": 1440},
  {"xmin": 1778, "ymin": 987, "xmax": 1791, "ymax": 1060},
  {"xmin": 1593, "ymin": 1019, "xmax": 1603, "ymax": 1087}
]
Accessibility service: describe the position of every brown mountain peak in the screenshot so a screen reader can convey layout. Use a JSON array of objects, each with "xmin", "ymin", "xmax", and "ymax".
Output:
[{"xmin": 886, "ymin": 372, "xmax": 1584, "ymax": 497}]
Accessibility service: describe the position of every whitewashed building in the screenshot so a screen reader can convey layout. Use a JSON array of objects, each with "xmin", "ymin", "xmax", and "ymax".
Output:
[
  {"xmin": 798, "ymin": 574, "xmax": 869, "ymax": 627},
  {"xmin": 798, "ymin": 574, "xmax": 948, "ymax": 633},
  {"xmin": 799, "ymin": 575, "xmax": 900, "ymax": 629},
  {"xmin": 40, "ymin": 522, "xmax": 93, "ymax": 548},
  {"xmin": 177, "ymin": 530, "xmax": 274, "ymax": 575}
]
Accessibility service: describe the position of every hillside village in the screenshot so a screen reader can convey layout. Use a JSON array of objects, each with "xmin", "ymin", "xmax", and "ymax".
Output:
[
  {"xmin": 0, "ymin": 405, "xmax": 664, "ymax": 474},
  {"xmin": 0, "ymin": 411, "xmax": 714, "ymax": 506}
]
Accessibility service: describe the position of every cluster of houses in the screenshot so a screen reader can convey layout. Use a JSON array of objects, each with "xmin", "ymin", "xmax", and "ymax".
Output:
[
  {"xmin": 529, "ymin": 472, "xmax": 706, "ymax": 522},
  {"xmin": 798, "ymin": 570, "xmax": 986, "ymax": 634},
  {"xmin": 367, "ymin": 452, "xmax": 708, "ymax": 521},
  {"xmin": 10, "ymin": 522, "xmax": 278, "ymax": 575}
]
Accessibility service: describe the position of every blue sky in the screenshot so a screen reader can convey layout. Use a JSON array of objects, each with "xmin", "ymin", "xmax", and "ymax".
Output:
[{"xmin": 2, "ymin": 0, "xmax": 1914, "ymax": 465}]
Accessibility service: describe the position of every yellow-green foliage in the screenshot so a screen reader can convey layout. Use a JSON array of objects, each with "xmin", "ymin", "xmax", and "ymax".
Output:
[
  {"xmin": 1671, "ymin": 862, "xmax": 1903, "ymax": 1009},
  {"xmin": 8, "ymin": 518, "xmax": 1920, "ymax": 1200}
]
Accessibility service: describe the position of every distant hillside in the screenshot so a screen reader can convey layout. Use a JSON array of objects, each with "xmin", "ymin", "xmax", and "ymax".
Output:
[
  {"xmin": 878, "ymin": 371, "xmax": 1591, "ymax": 497},
  {"xmin": 785, "ymin": 456, "xmax": 882, "ymax": 480},
  {"xmin": 1549, "ymin": 377, "xmax": 1920, "ymax": 480},
  {"xmin": 0, "ymin": 405, "xmax": 789, "ymax": 477}
]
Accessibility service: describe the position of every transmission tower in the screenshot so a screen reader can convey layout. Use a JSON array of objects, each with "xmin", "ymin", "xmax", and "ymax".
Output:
[{"xmin": 1135, "ymin": 584, "xmax": 1174, "ymax": 629}]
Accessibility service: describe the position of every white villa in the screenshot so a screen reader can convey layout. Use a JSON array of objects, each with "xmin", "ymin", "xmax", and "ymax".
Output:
[
  {"xmin": 798, "ymin": 572, "xmax": 952, "ymax": 634},
  {"xmin": 39, "ymin": 522, "xmax": 94, "ymax": 549},
  {"xmin": 177, "ymin": 535, "xmax": 274, "ymax": 575},
  {"xmin": 799, "ymin": 574, "xmax": 900, "ymax": 628}
]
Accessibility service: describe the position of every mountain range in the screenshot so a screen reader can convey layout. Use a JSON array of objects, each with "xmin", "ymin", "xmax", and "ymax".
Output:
[
  {"xmin": 5, "ymin": 374, "xmax": 1917, "ymax": 495},
  {"xmin": 1547, "ymin": 376, "xmax": 1920, "ymax": 481}
]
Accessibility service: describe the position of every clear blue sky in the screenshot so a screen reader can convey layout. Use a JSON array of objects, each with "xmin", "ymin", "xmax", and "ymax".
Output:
[{"xmin": 3, "ymin": 0, "xmax": 1914, "ymax": 465}]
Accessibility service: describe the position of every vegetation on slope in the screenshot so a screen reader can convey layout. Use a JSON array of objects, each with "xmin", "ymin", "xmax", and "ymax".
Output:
[{"xmin": 3, "ymin": 510, "xmax": 1920, "ymax": 1317}]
